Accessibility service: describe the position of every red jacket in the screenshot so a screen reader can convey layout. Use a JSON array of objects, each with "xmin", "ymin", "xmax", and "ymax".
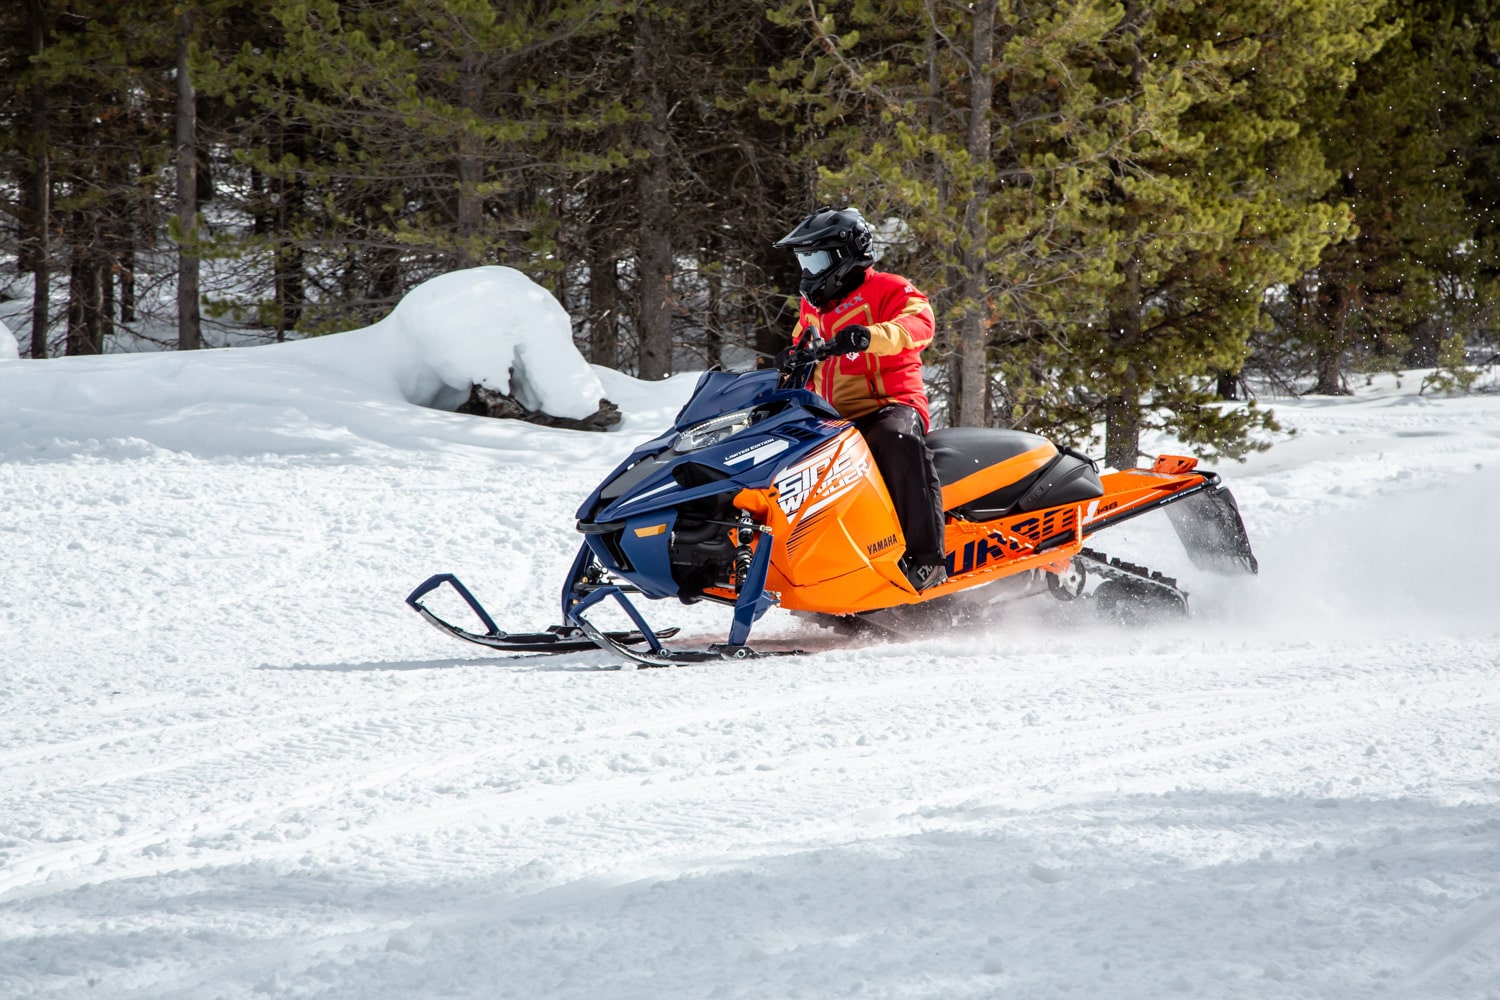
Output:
[{"xmin": 791, "ymin": 268, "xmax": 935, "ymax": 429}]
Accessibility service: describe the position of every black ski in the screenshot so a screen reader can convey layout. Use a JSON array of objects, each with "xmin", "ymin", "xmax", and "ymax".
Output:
[{"xmin": 406, "ymin": 573, "xmax": 678, "ymax": 654}]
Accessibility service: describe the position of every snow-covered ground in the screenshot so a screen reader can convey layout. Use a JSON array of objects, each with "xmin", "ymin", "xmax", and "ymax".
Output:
[{"xmin": 2, "ymin": 272, "xmax": 1498, "ymax": 999}]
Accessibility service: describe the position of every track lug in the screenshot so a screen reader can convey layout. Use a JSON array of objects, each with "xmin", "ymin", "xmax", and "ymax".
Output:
[{"xmin": 1072, "ymin": 549, "xmax": 1191, "ymax": 623}]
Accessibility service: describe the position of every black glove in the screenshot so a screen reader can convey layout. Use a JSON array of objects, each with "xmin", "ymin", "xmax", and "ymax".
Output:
[
  {"xmin": 771, "ymin": 346, "xmax": 795, "ymax": 369},
  {"xmin": 830, "ymin": 325, "xmax": 871, "ymax": 354}
]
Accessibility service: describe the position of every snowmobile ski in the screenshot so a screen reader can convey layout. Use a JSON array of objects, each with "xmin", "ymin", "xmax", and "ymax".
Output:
[
  {"xmin": 563, "ymin": 555, "xmax": 805, "ymax": 667},
  {"xmin": 574, "ymin": 617, "xmax": 803, "ymax": 668},
  {"xmin": 406, "ymin": 573, "xmax": 677, "ymax": 654}
]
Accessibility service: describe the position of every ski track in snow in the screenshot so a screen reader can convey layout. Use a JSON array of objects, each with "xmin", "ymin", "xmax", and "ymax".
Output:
[{"xmin": 3, "ymin": 373, "xmax": 1500, "ymax": 998}]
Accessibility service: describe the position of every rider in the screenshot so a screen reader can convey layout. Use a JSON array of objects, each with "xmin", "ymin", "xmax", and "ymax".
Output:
[{"xmin": 773, "ymin": 206, "xmax": 948, "ymax": 592}]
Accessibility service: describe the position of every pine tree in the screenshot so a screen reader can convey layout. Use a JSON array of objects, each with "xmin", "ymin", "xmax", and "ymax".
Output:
[
  {"xmin": 763, "ymin": 1, "xmax": 1389, "ymax": 464},
  {"xmin": 656, "ymin": 0, "xmax": 809, "ymax": 368},
  {"xmin": 760, "ymin": 0, "xmax": 1127, "ymax": 425},
  {"xmin": 1271, "ymin": 0, "xmax": 1498, "ymax": 394},
  {"xmin": 196, "ymin": 0, "xmax": 633, "ymax": 334},
  {"xmin": 1073, "ymin": 0, "xmax": 1392, "ymax": 464},
  {"xmin": 555, "ymin": 0, "xmax": 807, "ymax": 375},
  {"xmin": 1461, "ymin": 5, "xmax": 1500, "ymax": 369},
  {"xmin": 26, "ymin": 0, "xmax": 181, "ymax": 355},
  {"xmin": 0, "ymin": 0, "xmax": 55, "ymax": 357}
]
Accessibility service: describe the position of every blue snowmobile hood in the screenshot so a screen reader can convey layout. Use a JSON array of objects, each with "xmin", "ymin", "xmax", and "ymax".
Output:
[{"xmin": 575, "ymin": 368, "xmax": 845, "ymax": 525}]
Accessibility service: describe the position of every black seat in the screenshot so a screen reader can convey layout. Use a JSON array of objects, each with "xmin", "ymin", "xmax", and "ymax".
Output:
[
  {"xmin": 926, "ymin": 427, "xmax": 1102, "ymax": 520},
  {"xmin": 927, "ymin": 427, "xmax": 1051, "ymax": 488}
]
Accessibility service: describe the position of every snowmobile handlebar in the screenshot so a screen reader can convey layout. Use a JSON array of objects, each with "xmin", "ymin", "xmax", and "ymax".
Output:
[{"xmin": 775, "ymin": 326, "xmax": 870, "ymax": 386}]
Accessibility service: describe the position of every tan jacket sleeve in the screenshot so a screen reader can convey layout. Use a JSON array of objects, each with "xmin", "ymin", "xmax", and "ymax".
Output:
[{"xmin": 865, "ymin": 293, "xmax": 935, "ymax": 357}]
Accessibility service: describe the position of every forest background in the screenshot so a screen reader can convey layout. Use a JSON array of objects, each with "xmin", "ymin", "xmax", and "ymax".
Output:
[{"xmin": 2, "ymin": 0, "xmax": 1497, "ymax": 466}]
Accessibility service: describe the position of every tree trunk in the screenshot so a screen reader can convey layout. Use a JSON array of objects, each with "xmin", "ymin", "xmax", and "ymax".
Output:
[
  {"xmin": 1104, "ymin": 255, "xmax": 1143, "ymax": 468},
  {"xmin": 927, "ymin": 15, "xmax": 959, "ymax": 425},
  {"xmin": 455, "ymin": 49, "xmax": 482, "ymax": 267},
  {"xmin": 746, "ymin": 21, "xmax": 798, "ymax": 366},
  {"xmin": 102, "ymin": 249, "xmax": 116, "ymax": 331},
  {"xmin": 583, "ymin": 177, "xmax": 621, "ymax": 366},
  {"xmin": 956, "ymin": 0, "xmax": 996, "ymax": 427},
  {"xmin": 251, "ymin": 168, "xmax": 267, "ymax": 235},
  {"xmin": 66, "ymin": 235, "xmax": 107, "ymax": 356},
  {"xmin": 1104, "ymin": 377, "xmax": 1141, "ymax": 470},
  {"xmin": 633, "ymin": 13, "xmax": 673, "ymax": 380},
  {"xmin": 274, "ymin": 239, "xmax": 304, "ymax": 341},
  {"xmin": 1312, "ymin": 280, "xmax": 1350, "ymax": 395},
  {"xmin": 23, "ymin": 0, "xmax": 51, "ymax": 358},
  {"xmin": 588, "ymin": 249, "xmax": 619, "ymax": 368},
  {"xmin": 1101, "ymin": 18, "xmax": 1150, "ymax": 469},
  {"xmin": 1216, "ymin": 371, "xmax": 1240, "ymax": 400},
  {"xmin": 1312, "ymin": 346, "xmax": 1347, "ymax": 395},
  {"xmin": 272, "ymin": 135, "xmax": 305, "ymax": 340},
  {"xmin": 175, "ymin": 9, "xmax": 201, "ymax": 350},
  {"xmin": 119, "ymin": 246, "xmax": 136, "ymax": 323},
  {"xmin": 706, "ymin": 260, "xmax": 724, "ymax": 369},
  {"xmin": 370, "ymin": 252, "xmax": 403, "ymax": 310}
]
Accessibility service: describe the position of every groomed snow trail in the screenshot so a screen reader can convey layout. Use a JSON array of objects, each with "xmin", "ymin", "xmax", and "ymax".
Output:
[{"xmin": 2, "ymin": 372, "xmax": 1499, "ymax": 999}]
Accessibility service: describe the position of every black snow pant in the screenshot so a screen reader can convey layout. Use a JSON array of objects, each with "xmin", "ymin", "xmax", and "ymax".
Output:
[{"xmin": 852, "ymin": 404, "xmax": 946, "ymax": 568}]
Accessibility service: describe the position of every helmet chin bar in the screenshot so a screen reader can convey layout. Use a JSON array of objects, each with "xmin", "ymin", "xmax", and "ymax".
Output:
[{"xmin": 801, "ymin": 255, "xmax": 866, "ymax": 309}]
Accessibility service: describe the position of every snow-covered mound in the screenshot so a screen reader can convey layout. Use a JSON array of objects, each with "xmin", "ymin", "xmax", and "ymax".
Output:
[
  {"xmin": 0, "ymin": 316, "xmax": 17, "ymax": 361},
  {"xmin": 296, "ymin": 265, "xmax": 607, "ymax": 418},
  {"xmin": 0, "ymin": 267, "xmax": 610, "ymax": 459}
]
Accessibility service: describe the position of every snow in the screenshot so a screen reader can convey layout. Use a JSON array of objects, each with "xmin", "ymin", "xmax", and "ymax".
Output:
[
  {"xmin": 2, "ymin": 270, "xmax": 1499, "ymax": 999},
  {"xmin": 335, "ymin": 265, "xmax": 608, "ymax": 419},
  {"xmin": 0, "ymin": 267, "xmax": 606, "ymax": 462},
  {"xmin": 0, "ymin": 316, "xmax": 18, "ymax": 361}
]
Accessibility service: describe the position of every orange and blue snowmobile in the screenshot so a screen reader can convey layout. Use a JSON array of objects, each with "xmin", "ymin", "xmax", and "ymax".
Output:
[{"xmin": 408, "ymin": 335, "xmax": 1258, "ymax": 665}]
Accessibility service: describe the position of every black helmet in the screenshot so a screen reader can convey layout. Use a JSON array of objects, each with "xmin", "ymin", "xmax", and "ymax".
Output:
[{"xmin": 773, "ymin": 206, "xmax": 876, "ymax": 309}]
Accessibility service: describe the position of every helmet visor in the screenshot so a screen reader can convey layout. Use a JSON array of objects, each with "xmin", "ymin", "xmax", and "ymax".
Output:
[{"xmin": 795, "ymin": 249, "xmax": 834, "ymax": 276}]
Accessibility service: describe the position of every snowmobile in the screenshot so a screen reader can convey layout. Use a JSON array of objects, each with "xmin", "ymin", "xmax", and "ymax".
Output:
[{"xmin": 407, "ymin": 334, "xmax": 1258, "ymax": 666}]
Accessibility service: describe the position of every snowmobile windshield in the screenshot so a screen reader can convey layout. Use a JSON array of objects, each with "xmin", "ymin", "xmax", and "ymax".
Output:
[{"xmin": 795, "ymin": 249, "xmax": 834, "ymax": 276}]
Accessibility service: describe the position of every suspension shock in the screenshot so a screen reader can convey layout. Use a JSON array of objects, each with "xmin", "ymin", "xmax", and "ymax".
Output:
[{"xmin": 733, "ymin": 515, "xmax": 756, "ymax": 588}]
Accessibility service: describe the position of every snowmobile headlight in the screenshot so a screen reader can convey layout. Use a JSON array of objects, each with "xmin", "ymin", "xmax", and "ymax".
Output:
[{"xmin": 673, "ymin": 408, "xmax": 760, "ymax": 453}]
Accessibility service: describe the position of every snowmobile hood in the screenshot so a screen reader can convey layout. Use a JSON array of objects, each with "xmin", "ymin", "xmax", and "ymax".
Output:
[{"xmin": 575, "ymin": 368, "xmax": 845, "ymax": 525}]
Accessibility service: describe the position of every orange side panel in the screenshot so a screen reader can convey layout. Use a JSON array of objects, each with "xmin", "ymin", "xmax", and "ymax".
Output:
[
  {"xmin": 1083, "ymin": 468, "xmax": 1204, "ymax": 528},
  {"xmin": 776, "ymin": 561, "xmax": 909, "ymax": 613},
  {"xmin": 730, "ymin": 447, "xmax": 1214, "ymax": 617},
  {"xmin": 734, "ymin": 429, "xmax": 909, "ymax": 604}
]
